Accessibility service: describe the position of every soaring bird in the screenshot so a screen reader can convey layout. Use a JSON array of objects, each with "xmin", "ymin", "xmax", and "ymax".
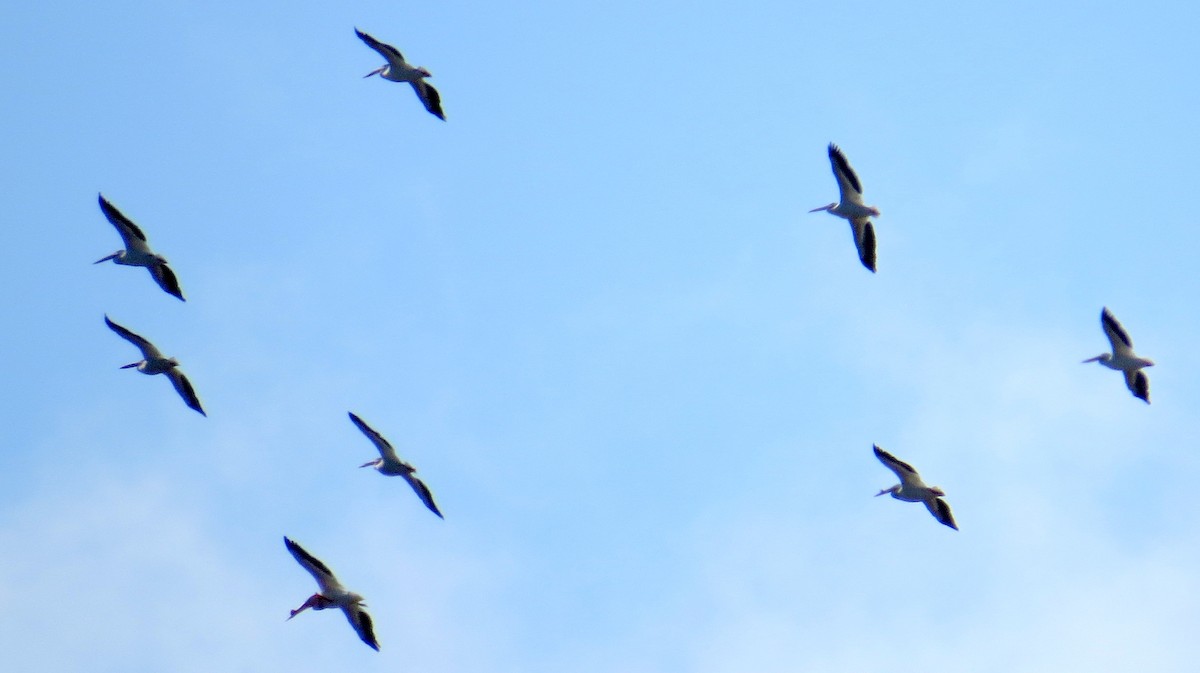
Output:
[
  {"xmin": 349, "ymin": 412, "xmax": 444, "ymax": 518},
  {"xmin": 284, "ymin": 536, "xmax": 379, "ymax": 651},
  {"xmin": 355, "ymin": 28, "xmax": 445, "ymax": 120},
  {"xmin": 104, "ymin": 315, "xmax": 205, "ymax": 416},
  {"xmin": 1084, "ymin": 307, "xmax": 1154, "ymax": 403},
  {"xmin": 809, "ymin": 144, "xmax": 881, "ymax": 272},
  {"xmin": 873, "ymin": 445, "xmax": 957, "ymax": 530},
  {"xmin": 94, "ymin": 194, "xmax": 185, "ymax": 301}
]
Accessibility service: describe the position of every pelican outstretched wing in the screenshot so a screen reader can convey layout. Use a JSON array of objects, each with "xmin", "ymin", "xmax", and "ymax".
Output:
[
  {"xmin": 343, "ymin": 604, "xmax": 380, "ymax": 651},
  {"xmin": 1101, "ymin": 307, "xmax": 1134, "ymax": 357},
  {"xmin": 873, "ymin": 445, "xmax": 924, "ymax": 490},
  {"xmin": 349, "ymin": 412, "xmax": 401, "ymax": 464},
  {"xmin": 851, "ymin": 217, "xmax": 877, "ymax": 272},
  {"xmin": 104, "ymin": 315, "xmax": 163, "ymax": 360},
  {"xmin": 284, "ymin": 536, "xmax": 344, "ymax": 595},
  {"xmin": 355, "ymin": 28, "xmax": 406, "ymax": 66},
  {"xmin": 403, "ymin": 472, "xmax": 444, "ymax": 519},
  {"xmin": 827, "ymin": 144, "xmax": 865, "ymax": 205},
  {"xmin": 925, "ymin": 497, "xmax": 958, "ymax": 530},
  {"xmin": 98, "ymin": 193, "xmax": 150, "ymax": 253},
  {"xmin": 148, "ymin": 263, "xmax": 185, "ymax": 301},
  {"xmin": 1124, "ymin": 369, "xmax": 1150, "ymax": 404},
  {"xmin": 166, "ymin": 369, "xmax": 205, "ymax": 416},
  {"xmin": 411, "ymin": 80, "xmax": 445, "ymax": 120}
]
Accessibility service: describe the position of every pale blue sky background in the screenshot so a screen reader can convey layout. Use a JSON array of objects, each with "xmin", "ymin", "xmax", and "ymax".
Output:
[{"xmin": 3, "ymin": 1, "xmax": 1200, "ymax": 671}]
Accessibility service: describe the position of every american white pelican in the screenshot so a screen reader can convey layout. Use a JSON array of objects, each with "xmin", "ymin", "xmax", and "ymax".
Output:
[
  {"xmin": 349, "ymin": 412, "xmax": 444, "ymax": 519},
  {"xmin": 1084, "ymin": 307, "xmax": 1154, "ymax": 404},
  {"xmin": 94, "ymin": 194, "xmax": 185, "ymax": 301},
  {"xmin": 355, "ymin": 28, "xmax": 445, "ymax": 120},
  {"xmin": 284, "ymin": 536, "xmax": 380, "ymax": 651},
  {"xmin": 104, "ymin": 315, "xmax": 205, "ymax": 416},
  {"xmin": 809, "ymin": 144, "xmax": 881, "ymax": 272},
  {"xmin": 873, "ymin": 445, "xmax": 957, "ymax": 530}
]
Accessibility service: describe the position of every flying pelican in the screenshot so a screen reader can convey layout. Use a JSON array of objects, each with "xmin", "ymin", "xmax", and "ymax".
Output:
[
  {"xmin": 94, "ymin": 194, "xmax": 185, "ymax": 301},
  {"xmin": 355, "ymin": 28, "xmax": 445, "ymax": 120},
  {"xmin": 284, "ymin": 536, "xmax": 380, "ymax": 651},
  {"xmin": 104, "ymin": 315, "xmax": 205, "ymax": 416},
  {"xmin": 873, "ymin": 445, "xmax": 957, "ymax": 530},
  {"xmin": 809, "ymin": 144, "xmax": 881, "ymax": 272},
  {"xmin": 1084, "ymin": 307, "xmax": 1154, "ymax": 403},
  {"xmin": 349, "ymin": 412, "xmax": 444, "ymax": 518}
]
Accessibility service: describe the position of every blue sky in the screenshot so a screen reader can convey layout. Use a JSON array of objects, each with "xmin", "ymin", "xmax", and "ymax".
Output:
[{"xmin": 3, "ymin": 1, "xmax": 1200, "ymax": 671}]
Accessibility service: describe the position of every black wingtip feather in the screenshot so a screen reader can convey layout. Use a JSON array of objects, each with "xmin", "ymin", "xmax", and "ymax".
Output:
[{"xmin": 861, "ymin": 221, "xmax": 877, "ymax": 272}]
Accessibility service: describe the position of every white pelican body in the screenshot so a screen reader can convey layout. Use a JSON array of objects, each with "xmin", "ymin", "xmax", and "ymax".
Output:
[
  {"xmin": 809, "ymin": 144, "xmax": 881, "ymax": 272},
  {"xmin": 873, "ymin": 445, "xmax": 957, "ymax": 530},
  {"xmin": 284, "ymin": 537, "xmax": 379, "ymax": 651},
  {"xmin": 349, "ymin": 412, "xmax": 444, "ymax": 518},
  {"xmin": 104, "ymin": 315, "xmax": 205, "ymax": 416},
  {"xmin": 355, "ymin": 28, "xmax": 445, "ymax": 120},
  {"xmin": 1084, "ymin": 307, "xmax": 1154, "ymax": 403},
  {"xmin": 94, "ymin": 194, "xmax": 185, "ymax": 301}
]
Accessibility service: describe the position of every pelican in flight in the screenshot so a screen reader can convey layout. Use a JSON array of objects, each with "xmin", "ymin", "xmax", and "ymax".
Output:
[
  {"xmin": 284, "ymin": 536, "xmax": 380, "ymax": 651},
  {"xmin": 355, "ymin": 28, "xmax": 445, "ymax": 120},
  {"xmin": 349, "ymin": 412, "xmax": 444, "ymax": 518},
  {"xmin": 873, "ymin": 445, "xmax": 957, "ymax": 530},
  {"xmin": 104, "ymin": 315, "xmax": 205, "ymax": 416},
  {"xmin": 809, "ymin": 144, "xmax": 881, "ymax": 272},
  {"xmin": 94, "ymin": 194, "xmax": 185, "ymax": 301},
  {"xmin": 1084, "ymin": 307, "xmax": 1154, "ymax": 403}
]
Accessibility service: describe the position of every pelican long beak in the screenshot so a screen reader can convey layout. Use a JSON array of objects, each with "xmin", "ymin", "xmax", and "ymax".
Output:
[
  {"xmin": 1081, "ymin": 355, "xmax": 1103, "ymax": 363},
  {"xmin": 94, "ymin": 252, "xmax": 118, "ymax": 264},
  {"xmin": 874, "ymin": 489, "xmax": 889, "ymax": 497},
  {"xmin": 364, "ymin": 67, "xmax": 385, "ymax": 78},
  {"xmin": 808, "ymin": 204, "xmax": 833, "ymax": 213},
  {"xmin": 119, "ymin": 362, "xmax": 141, "ymax": 369},
  {"xmin": 359, "ymin": 460, "xmax": 376, "ymax": 468}
]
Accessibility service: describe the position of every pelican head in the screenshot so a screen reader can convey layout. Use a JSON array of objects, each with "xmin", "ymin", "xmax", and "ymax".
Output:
[
  {"xmin": 1082, "ymin": 354, "xmax": 1112, "ymax": 364},
  {"xmin": 364, "ymin": 66, "xmax": 387, "ymax": 78},
  {"xmin": 288, "ymin": 593, "xmax": 333, "ymax": 620},
  {"xmin": 867, "ymin": 206, "xmax": 882, "ymax": 217},
  {"xmin": 929, "ymin": 486, "xmax": 946, "ymax": 497},
  {"xmin": 417, "ymin": 67, "xmax": 433, "ymax": 78},
  {"xmin": 94, "ymin": 251, "xmax": 121, "ymax": 264},
  {"xmin": 359, "ymin": 458, "xmax": 382, "ymax": 469},
  {"xmin": 875, "ymin": 485, "xmax": 897, "ymax": 497},
  {"xmin": 808, "ymin": 203, "xmax": 836, "ymax": 213},
  {"xmin": 1143, "ymin": 358, "xmax": 1156, "ymax": 367}
]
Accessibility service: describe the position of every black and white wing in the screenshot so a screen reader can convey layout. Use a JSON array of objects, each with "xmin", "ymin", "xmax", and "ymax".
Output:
[
  {"xmin": 1101, "ymin": 307, "xmax": 1135, "ymax": 358},
  {"xmin": 104, "ymin": 315, "xmax": 163, "ymax": 360},
  {"xmin": 343, "ymin": 604, "xmax": 380, "ymax": 651},
  {"xmin": 284, "ymin": 536, "xmax": 343, "ymax": 595},
  {"xmin": 411, "ymin": 80, "xmax": 445, "ymax": 120},
  {"xmin": 403, "ymin": 472, "xmax": 444, "ymax": 519},
  {"xmin": 349, "ymin": 412, "xmax": 401, "ymax": 464},
  {"xmin": 355, "ymin": 28, "xmax": 406, "ymax": 67},
  {"xmin": 925, "ymin": 497, "xmax": 958, "ymax": 530},
  {"xmin": 873, "ymin": 444, "xmax": 923, "ymax": 490},
  {"xmin": 851, "ymin": 217, "xmax": 877, "ymax": 273},
  {"xmin": 827, "ymin": 144, "xmax": 865, "ymax": 206},
  {"xmin": 166, "ymin": 369, "xmax": 205, "ymax": 416},
  {"xmin": 148, "ymin": 263, "xmax": 185, "ymax": 301},
  {"xmin": 1124, "ymin": 369, "xmax": 1150, "ymax": 404},
  {"xmin": 98, "ymin": 193, "xmax": 151, "ymax": 254}
]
